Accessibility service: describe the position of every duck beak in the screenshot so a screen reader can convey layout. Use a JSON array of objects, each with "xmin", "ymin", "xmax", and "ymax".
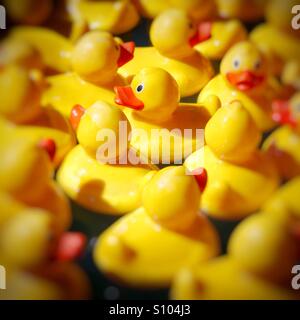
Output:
[
  {"xmin": 192, "ymin": 167, "xmax": 207, "ymax": 192},
  {"xmin": 272, "ymin": 99, "xmax": 297, "ymax": 127},
  {"xmin": 70, "ymin": 104, "xmax": 85, "ymax": 131},
  {"xmin": 54, "ymin": 232, "xmax": 87, "ymax": 262},
  {"xmin": 114, "ymin": 86, "xmax": 144, "ymax": 110},
  {"xmin": 189, "ymin": 22, "xmax": 212, "ymax": 47},
  {"xmin": 226, "ymin": 71, "xmax": 265, "ymax": 91},
  {"xmin": 38, "ymin": 138, "xmax": 56, "ymax": 161},
  {"xmin": 117, "ymin": 41, "xmax": 135, "ymax": 67}
]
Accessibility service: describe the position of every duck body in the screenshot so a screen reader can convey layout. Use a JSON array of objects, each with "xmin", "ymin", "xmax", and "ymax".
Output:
[
  {"xmin": 119, "ymin": 47, "xmax": 213, "ymax": 97},
  {"xmin": 94, "ymin": 206, "xmax": 219, "ymax": 287},
  {"xmin": 94, "ymin": 166, "xmax": 220, "ymax": 287},
  {"xmin": 9, "ymin": 27, "xmax": 72, "ymax": 73},
  {"xmin": 42, "ymin": 73, "xmax": 117, "ymax": 117},
  {"xmin": 185, "ymin": 146, "xmax": 279, "ymax": 219},
  {"xmin": 198, "ymin": 74, "xmax": 276, "ymax": 131},
  {"xmin": 171, "ymin": 256, "xmax": 299, "ymax": 300},
  {"xmin": 57, "ymin": 145, "xmax": 156, "ymax": 215}
]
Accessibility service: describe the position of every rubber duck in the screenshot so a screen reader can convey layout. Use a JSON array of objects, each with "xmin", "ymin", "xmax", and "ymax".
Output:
[
  {"xmin": 3, "ymin": 0, "xmax": 52, "ymax": 25},
  {"xmin": 184, "ymin": 100, "xmax": 279, "ymax": 220},
  {"xmin": 57, "ymin": 101, "xmax": 157, "ymax": 215},
  {"xmin": 0, "ymin": 193, "xmax": 90, "ymax": 300},
  {"xmin": 263, "ymin": 92, "xmax": 300, "ymax": 180},
  {"xmin": 42, "ymin": 30, "xmax": 135, "ymax": 117},
  {"xmin": 171, "ymin": 200, "xmax": 300, "ymax": 300},
  {"xmin": 0, "ymin": 66, "xmax": 76, "ymax": 165},
  {"xmin": 67, "ymin": 0, "xmax": 140, "ymax": 41},
  {"xmin": 0, "ymin": 128, "xmax": 72, "ymax": 232},
  {"xmin": 216, "ymin": 0, "xmax": 266, "ymax": 22},
  {"xmin": 135, "ymin": 0, "xmax": 216, "ymax": 21},
  {"xmin": 281, "ymin": 60, "xmax": 300, "ymax": 92},
  {"xmin": 250, "ymin": 0, "xmax": 300, "ymax": 69},
  {"xmin": 94, "ymin": 165, "xmax": 220, "ymax": 287},
  {"xmin": 119, "ymin": 9, "xmax": 214, "ymax": 97},
  {"xmin": 193, "ymin": 19, "xmax": 247, "ymax": 60},
  {"xmin": 9, "ymin": 26, "xmax": 73, "ymax": 73},
  {"xmin": 115, "ymin": 67, "xmax": 211, "ymax": 164},
  {"xmin": 198, "ymin": 41, "xmax": 282, "ymax": 131}
]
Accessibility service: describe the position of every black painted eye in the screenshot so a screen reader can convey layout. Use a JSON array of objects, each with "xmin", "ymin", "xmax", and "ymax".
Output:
[
  {"xmin": 233, "ymin": 59, "xmax": 240, "ymax": 69},
  {"xmin": 189, "ymin": 22, "xmax": 194, "ymax": 29},
  {"xmin": 115, "ymin": 44, "xmax": 119, "ymax": 50},
  {"xmin": 254, "ymin": 60, "xmax": 261, "ymax": 69},
  {"xmin": 136, "ymin": 84, "xmax": 144, "ymax": 93}
]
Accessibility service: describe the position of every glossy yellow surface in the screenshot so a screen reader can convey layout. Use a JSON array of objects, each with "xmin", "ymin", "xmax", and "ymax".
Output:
[
  {"xmin": 94, "ymin": 166, "xmax": 220, "ymax": 287},
  {"xmin": 185, "ymin": 102, "xmax": 279, "ymax": 219},
  {"xmin": 198, "ymin": 41, "xmax": 279, "ymax": 131},
  {"xmin": 194, "ymin": 20, "xmax": 247, "ymax": 60},
  {"xmin": 137, "ymin": 0, "xmax": 216, "ymax": 21},
  {"xmin": 68, "ymin": 0, "xmax": 140, "ymax": 40},
  {"xmin": 119, "ymin": 10, "xmax": 214, "ymax": 97},
  {"xmin": 171, "ymin": 257, "xmax": 298, "ymax": 300},
  {"xmin": 118, "ymin": 68, "xmax": 210, "ymax": 163},
  {"xmin": 216, "ymin": 0, "xmax": 266, "ymax": 22},
  {"xmin": 57, "ymin": 145, "xmax": 156, "ymax": 215},
  {"xmin": 282, "ymin": 60, "xmax": 300, "ymax": 90},
  {"xmin": 10, "ymin": 27, "xmax": 72, "ymax": 72}
]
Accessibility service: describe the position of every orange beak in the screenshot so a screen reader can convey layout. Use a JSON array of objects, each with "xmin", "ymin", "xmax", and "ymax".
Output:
[
  {"xmin": 189, "ymin": 22, "xmax": 212, "ymax": 47},
  {"xmin": 272, "ymin": 99, "xmax": 297, "ymax": 127},
  {"xmin": 226, "ymin": 71, "xmax": 265, "ymax": 91},
  {"xmin": 114, "ymin": 86, "xmax": 144, "ymax": 110},
  {"xmin": 70, "ymin": 104, "xmax": 85, "ymax": 131},
  {"xmin": 38, "ymin": 138, "xmax": 56, "ymax": 161},
  {"xmin": 192, "ymin": 168, "xmax": 208, "ymax": 192},
  {"xmin": 54, "ymin": 232, "xmax": 87, "ymax": 262},
  {"xmin": 117, "ymin": 41, "xmax": 135, "ymax": 67}
]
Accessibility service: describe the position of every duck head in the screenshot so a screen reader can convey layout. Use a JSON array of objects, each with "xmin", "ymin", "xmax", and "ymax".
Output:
[
  {"xmin": 71, "ymin": 31, "xmax": 135, "ymax": 84},
  {"xmin": 142, "ymin": 166, "xmax": 207, "ymax": 232},
  {"xmin": 70, "ymin": 101, "xmax": 131, "ymax": 162},
  {"xmin": 272, "ymin": 92, "xmax": 300, "ymax": 129},
  {"xmin": 266, "ymin": 0, "xmax": 300, "ymax": 36},
  {"xmin": 205, "ymin": 100, "xmax": 261, "ymax": 163},
  {"xmin": 150, "ymin": 9, "xmax": 212, "ymax": 59},
  {"xmin": 114, "ymin": 67, "xmax": 180, "ymax": 123},
  {"xmin": 221, "ymin": 41, "xmax": 267, "ymax": 92}
]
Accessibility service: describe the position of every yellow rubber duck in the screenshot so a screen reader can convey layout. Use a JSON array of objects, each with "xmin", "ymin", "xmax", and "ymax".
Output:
[
  {"xmin": 184, "ymin": 100, "xmax": 279, "ymax": 220},
  {"xmin": 57, "ymin": 101, "xmax": 157, "ymax": 215},
  {"xmin": 94, "ymin": 165, "xmax": 220, "ymax": 288},
  {"xmin": 193, "ymin": 19, "xmax": 247, "ymax": 60},
  {"xmin": 42, "ymin": 30, "xmax": 135, "ymax": 117},
  {"xmin": 250, "ymin": 0, "xmax": 300, "ymax": 67},
  {"xmin": 67, "ymin": 0, "xmax": 140, "ymax": 41},
  {"xmin": 115, "ymin": 67, "xmax": 211, "ymax": 164},
  {"xmin": 171, "ymin": 201, "xmax": 300, "ymax": 300},
  {"xmin": 198, "ymin": 41, "xmax": 282, "ymax": 131},
  {"xmin": 3, "ymin": 0, "xmax": 52, "ymax": 25},
  {"xmin": 0, "ymin": 192, "xmax": 90, "ymax": 299},
  {"xmin": 263, "ymin": 92, "xmax": 300, "ymax": 180},
  {"xmin": 0, "ymin": 66, "xmax": 76, "ymax": 165},
  {"xmin": 216, "ymin": 0, "xmax": 266, "ymax": 22},
  {"xmin": 0, "ymin": 128, "xmax": 72, "ymax": 232},
  {"xmin": 135, "ymin": 0, "xmax": 216, "ymax": 21},
  {"xmin": 9, "ymin": 26, "xmax": 73, "ymax": 73},
  {"xmin": 119, "ymin": 9, "xmax": 214, "ymax": 97},
  {"xmin": 281, "ymin": 60, "xmax": 300, "ymax": 92}
]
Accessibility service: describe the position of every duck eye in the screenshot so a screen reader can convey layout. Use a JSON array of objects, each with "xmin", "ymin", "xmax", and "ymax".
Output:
[
  {"xmin": 189, "ymin": 22, "xmax": 194, "ymax": 29},
  {"xmin": 233, "ymin": 59, "xmax": 240, "ymax": 69},
  {"xmin": 115, "ymin": 45, "xmax": 119, "ymax": 51},
  {"xmin": 136, "ymin": 84, "xmax": 144, "ymax": 93},
  {"xmin": 254, "ymin": 60, "xmax": 261, "ymax": 69}
]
